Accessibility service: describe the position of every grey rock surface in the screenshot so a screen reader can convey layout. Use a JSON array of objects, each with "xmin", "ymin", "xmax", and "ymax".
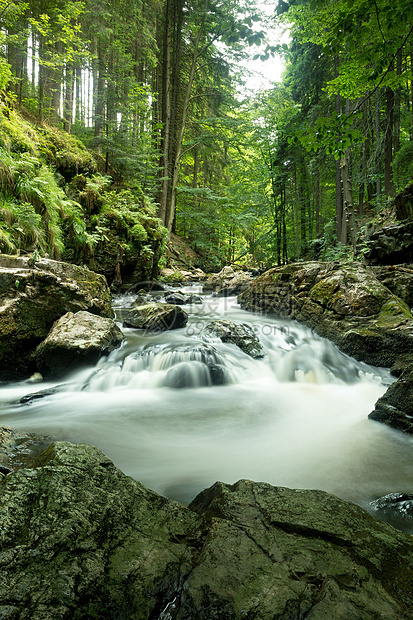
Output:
[
  {"xmin": 1, "ymin": 442, "xmax": 413, "ymax": 619},
  {"xmin": 36, "ymin": 310, "xmax": 124, "ymax": 378},
  {"xmin": 0, "ymin": 254, "xmax": 113, "ymax": 380},
  {"xmin": 123, "ymin": 302, "xmax": 188, "ymax": 331},
  {"xmin": 203, "ymin": 319, "xmax": 264, "ymax": 358}
]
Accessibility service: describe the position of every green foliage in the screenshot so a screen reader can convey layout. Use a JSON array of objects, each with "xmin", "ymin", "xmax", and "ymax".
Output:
[
  {"xmin": 309, "ymin": 220, "xmax": 353, "ymax": 262},
  {"xmin": 0, "ymin": 58, "xmax": 12, "ymax": 91},
  {"xmin": 0, "ymin": 193, "xmax": 46, "ymax": 253},
  {"xmin": 37, "ymin": 125, "xmax": 97, "ymax": 178},
  {"xmin": 393, "ymin": 143, "xmax": 413, "ymax": 191}
]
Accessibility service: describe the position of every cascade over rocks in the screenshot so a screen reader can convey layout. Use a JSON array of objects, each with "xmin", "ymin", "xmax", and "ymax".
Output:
[
  {"xmin": 203, "ymin": 319, "xmax": 265, "ymax": 359},
  {"xmin": 36, "ymin": 311, "xmax": 124, "ymax": 379},
  {"xmin": 123, "ymin": 302, "xmax": 188, "ymax": 331},
  {"xmin": 238, "ymin": 261, "xmax": 413, "ymax": 368},
  {"xmin": 238, "ymin": 261, "xmax": 413, "ymax": 435},
  {"xmin": 203, "ymin": 265, "xmax": 251, "ymax": 296},
  {"xmin": 0, "ymin": 254, "xmax": 113, "ymax": 380},
  {"xmin": 1, "ymin": 441, "xmax": 413, "ymax": 619}
]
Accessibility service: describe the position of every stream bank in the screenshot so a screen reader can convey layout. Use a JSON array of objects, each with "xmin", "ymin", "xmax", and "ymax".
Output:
[
  {"xmin": 1, "ymin": 257, "xmax": 413, "ymax": 618},
  {"xmin": 1, "ymin": 441, "xmax": 413, "ymax": 620}
]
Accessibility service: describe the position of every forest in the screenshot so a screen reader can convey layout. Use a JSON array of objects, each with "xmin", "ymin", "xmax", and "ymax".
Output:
[{"xmin": 0, "ymin": 0, "xmax": 412, "ymax": 276}]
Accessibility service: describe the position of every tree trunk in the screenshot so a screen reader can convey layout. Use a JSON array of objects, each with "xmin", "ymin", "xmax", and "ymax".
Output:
[
  {"xmin": 158, "ymin": 0, "xmax": 175, "ymax": 224},
  {"xmin": 294, "ymin": 163, "xmax": 300, "ymax": 260},
  {"xmin": 7, "ymin": 21, "xmax": 27, "ymax": 104},
  {"xmin": 384, "ymin": 85, "xmax": 395, "ymax": 196},
  {"xmin": 375, "ymin": 89, "xmax": 382, "ymax": 198},
  {"xmin": 393, "ymin": 49, "xmax": 402, "ymax": 156},
  {"xmin": 49, "ymin": 41, "xmax": 62, "ymax": 125},
  {"xmin": 166, "ymin": 14, "xmax": 204, "ymax": 232},
  {"xmin": 94, "ymin": 45, "xmax": 106, "ymax": 153},
  {"xmin": 315, "ymin": 163, "xmax": 320, "ymax": 237},
  {"xmin": 63, "ymin": 62, "xmax": 74, "ymax": 133},
  {"xmin": 334, "ymin": 57, "xmax": 343, "ymax": 240}
]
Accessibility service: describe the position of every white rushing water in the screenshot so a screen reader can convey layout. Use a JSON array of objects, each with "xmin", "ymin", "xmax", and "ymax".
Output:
[{"xmin": 1, "ymin": 286, "xmax": 413, "ymax": 510}]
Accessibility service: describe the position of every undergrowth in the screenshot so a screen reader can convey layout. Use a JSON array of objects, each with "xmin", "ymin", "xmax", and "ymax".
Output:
[{"xmin": 0, "ymin": 95, "xmax": 167, "ymax": 280}]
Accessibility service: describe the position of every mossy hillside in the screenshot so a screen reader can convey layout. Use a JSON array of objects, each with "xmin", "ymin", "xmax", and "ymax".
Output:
[{"xmin": 0, "ymin": 97, "xmax": 167, "ymax": 283}]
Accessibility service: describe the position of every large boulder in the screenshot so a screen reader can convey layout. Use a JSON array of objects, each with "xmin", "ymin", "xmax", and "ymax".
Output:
[
  {"xmin": 203, "ymin": 319, "xmax": 264, "ymax": 358},
  {"xmin": 238, "ymin": 261, "xmax": 413, "ymax": 368},
  {"xmin": 123, "ymin": 302, "xmax": 188, "ymax": 331},
  {"xmin": 1, "ymin": 442, "xmax": 413, "ymax": 619},
  {"xmin": 36, "ymin": 311, "xmax": 124, "ymax": 379},
  {"xmin": 372, "ymin": 264, "xmax": 413, "ymax": 309},
  {"xmin": 368, "ymin": 363, "xmax": 413, "ymax": 433},
  {"xmin": 203, "ymin": 266, "xmax": 251, "ymax": 296},
  {"xmin": 394, "ymin": 181, "xmax": 413, "ymax": 220},
  {"xmin": 363, "ymin": 221, "xmax": 413, "ymax": 265},
  {"xmin": 0, "ymin": 254, "xmax": 113, "ymax": 380}
]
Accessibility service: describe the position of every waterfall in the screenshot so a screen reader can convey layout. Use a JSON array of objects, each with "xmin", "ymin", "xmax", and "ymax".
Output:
[{"xmin": 0, "ymin": 286, "xmax": 411, "ymax": 512}]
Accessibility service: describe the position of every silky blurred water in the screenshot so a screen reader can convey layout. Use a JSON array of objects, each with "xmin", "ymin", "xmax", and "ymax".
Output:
[{"xmin": 1, "ymin": 287, "xmax": 412, "ymax": 510}]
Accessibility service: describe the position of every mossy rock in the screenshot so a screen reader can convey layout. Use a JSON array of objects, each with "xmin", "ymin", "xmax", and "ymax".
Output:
[
  {"xmin": 376, "ymin": 298, "xmax": 412, "ymax": 328},
  {"xmin": 2, "ymin": 443, "xmax": 413, "ymax": 618},
  {"xmin": 0, "ymin": 255, "xmax": 114, "ymax": 380},
  {"xmin": 123, "ymin": 302, "xmax": 188, "ymax": 331}
]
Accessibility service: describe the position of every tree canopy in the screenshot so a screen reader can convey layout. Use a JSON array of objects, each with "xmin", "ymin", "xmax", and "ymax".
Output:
[{"xmin": 1, "ymin": 0, "xmax": 412, "ymax": 273}]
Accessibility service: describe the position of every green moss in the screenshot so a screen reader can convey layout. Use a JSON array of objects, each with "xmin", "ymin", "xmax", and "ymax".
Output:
[
  {"xmin": 376, "ymin": 298, "xmax": 412, "ymax": 328},
  {"xmin": 0, "ymin": 105, "xmax": 39, "ymax": 154},
  {"xmin": 310, "ymin": 277, "xmax": 340, "ymax": 306},
  {"xmin": 37, "ymin": 124, "xmax": 97, "ymax": 179}
]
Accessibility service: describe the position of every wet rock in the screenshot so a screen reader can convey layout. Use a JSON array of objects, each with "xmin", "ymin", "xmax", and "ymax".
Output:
[
  {"xmin": 160, "ymin": 268, "xmax": 206, "ymax": 282},
  {"xmin": 203, "ymin": 266, "xmax": 251, "ymax": 296},
  {"xmin": 164, "ymin": 291, "xmax": 188, "ymax": 305},
  {"xmin": 0, "ymin": 254, "xmax": 113, "ymax": 380},
  {"xmin": 238, "ymin": 261, "xmax": 413, "ymax": 368},
  {"xmin": 2, "ymin": 443, "xmax": 413, "ymax": 619},
  {"xmin": 188, "ymin": 479, "xmax": 413, "ymax": 619},
  {"xmin": 363, "ymin": 221, "xmax": 413, "ymax": 265},
  {"xmin": 0, "ymin": 441, "xmax": 201, "ymax": 620},
  {"xmin": 372, "ymin": 264, "xmax": 413, "ymax": 308},
  {"xmin": 123, "ymin": 302, "xmax": 188, "ymax": 331},
  {"xmin": 368, "ymin": 365, "xmax": 413, "ymax": 433},
  {"xmin": 0, "ymin": 426, "xmax": 54, "ymax": 472},
  {"xmin": 185, "ymin": 294, "xmax": 203, "ymax": 304},
  {"xmin": 36, "ymin": 311, "xmax": 124, "ymax": 379},
  {"xmin": 369, "ymin": 493, "xmax": 413, "ymax": 533},
  {"xmin": 394, "ymin": 181, "xmax": 413, "ymax": 220},
  {"xmin": 203, "ymin": 319, "xmax": 264, "ymax": 359},
  {"xmin": 20, "ymin": 384, "xmax": 72, "ymax": 404},
  {"xmin": 163, "ymin": 361, "xmax": 226, "ymax": 388},
  {"xmin": 164, "ymin": 291, "xmax": 203, "ymax": 305}
]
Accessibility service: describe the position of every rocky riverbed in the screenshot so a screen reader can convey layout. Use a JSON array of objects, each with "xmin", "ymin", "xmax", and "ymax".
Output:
[{"xmin": 2, "ymin": 256, "xmax": 413, "ymax": 618}]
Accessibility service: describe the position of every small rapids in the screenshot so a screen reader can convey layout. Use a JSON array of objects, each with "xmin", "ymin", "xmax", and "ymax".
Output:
[{"xmin": 1, "ymin": 287, "xmax": 413, "ymax": 511}]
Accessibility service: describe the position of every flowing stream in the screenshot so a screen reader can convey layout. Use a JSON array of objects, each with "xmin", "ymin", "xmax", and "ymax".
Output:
[{"xmin": 1, "ymin": 285, "xmax": 413, "ymax": 514}]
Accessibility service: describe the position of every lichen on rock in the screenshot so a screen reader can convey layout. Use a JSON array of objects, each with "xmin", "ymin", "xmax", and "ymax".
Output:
[{"xmin": 1, "ymin": 442, "xmax": 413, "ymax": 619}]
